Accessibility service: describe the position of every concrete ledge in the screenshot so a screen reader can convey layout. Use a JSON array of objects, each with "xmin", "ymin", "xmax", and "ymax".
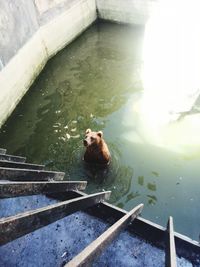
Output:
[
  {"xmin": 40, "ymin": 0, "xmax": 96, "ymax": 57},
  {"xmin": 0, "ymin": 31, "xmax": 47, "ymax": 127}
]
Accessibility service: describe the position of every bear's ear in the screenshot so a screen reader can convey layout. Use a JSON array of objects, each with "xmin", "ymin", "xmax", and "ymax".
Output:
[
  {"xmin": 85, "ymin": 128, "xmax": 91, "ymax": 134},
  {"xmin": 97, "ymin": 131, "xmax": 103, "ymax": 138}
]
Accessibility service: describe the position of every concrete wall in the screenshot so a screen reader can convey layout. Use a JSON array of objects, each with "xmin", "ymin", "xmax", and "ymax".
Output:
[
  {"xmin": 0, "ymin": 0, "xmax": 39, "ymax": 68},
  {"xmin": 0, "ymin": 0, "xmax": 155, "ymax": 127},
  {"xmin": 96, "ymin": 0, "xmax": 155, "ymax": 25}
]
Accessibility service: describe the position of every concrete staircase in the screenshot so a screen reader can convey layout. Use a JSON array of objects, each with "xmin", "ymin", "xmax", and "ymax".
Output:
[{"xmin": 0, "ymin": 148, "xmax": 184, "ymax": 266}]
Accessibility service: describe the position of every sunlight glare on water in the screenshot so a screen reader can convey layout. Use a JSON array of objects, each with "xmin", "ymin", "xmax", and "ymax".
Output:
[{"xmin": 136, "ymin": 0, "xmax": 200, "ymax": 154}]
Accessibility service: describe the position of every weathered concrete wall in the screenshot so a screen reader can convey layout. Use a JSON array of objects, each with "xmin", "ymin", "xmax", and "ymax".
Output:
[
  {"xmin": 0, "ymin": 0, "xmax": 39, "ymax": 68},
  {"xmin": 96, "ymin": 0, "xmax": 155, "ymax": 25},
  {"xmin": 35, "ymin": 0, "xmax": 66, "ymax": 14},
  {"xmin": 0, "ymin": 0, "xmax": 96, "ymax": 127}
]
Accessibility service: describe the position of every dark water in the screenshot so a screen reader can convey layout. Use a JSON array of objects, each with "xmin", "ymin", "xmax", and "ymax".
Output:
[{"xmin": 1, "ymin": 22, "xmax": 200, "ymax": 240}]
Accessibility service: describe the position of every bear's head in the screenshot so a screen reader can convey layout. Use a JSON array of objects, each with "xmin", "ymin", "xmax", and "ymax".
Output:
[{"xmin": 83, "ymin": 129, "xmax": 103, "ymax": 147}]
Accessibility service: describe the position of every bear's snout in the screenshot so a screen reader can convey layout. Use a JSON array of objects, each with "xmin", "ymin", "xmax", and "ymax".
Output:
[{"xmin": 83, "ymin": 139, "xmax": 88, "ymax": 147}]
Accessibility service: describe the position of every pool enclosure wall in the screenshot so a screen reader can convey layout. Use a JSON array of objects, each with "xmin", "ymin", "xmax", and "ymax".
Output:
[{"xmin": 0, "ymin": 0, "xmax": 155, "ymax": 127}]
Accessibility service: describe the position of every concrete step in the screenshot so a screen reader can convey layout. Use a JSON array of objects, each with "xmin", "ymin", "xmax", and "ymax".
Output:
[
  {"xmin": 0, "ymin": 167, "xmax": 65, "ymax": 181},
  {"xmin": 0, "ymin": 191, "xmax": 111, "ymax": 246},
  {"xmin": 0, "ymin": 160, "xmax": 44, "ymax": 170},
  {"xmin": 0, "ymin": 149, "xmax": 6, "ymax": 154},
  {"xmin": 0, "ymin": 181, "xmax": 87, "ymax": 198},
  {"xmin": 0, "ymin": 154, "xmax": 26, "ymax": 163}
]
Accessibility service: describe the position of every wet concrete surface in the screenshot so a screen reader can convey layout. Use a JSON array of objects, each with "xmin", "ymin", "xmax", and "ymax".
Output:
[
  {"xmin": 0, "ymin": 209, "xmax": 193, "ymax": 267},
  {"xmin": 0, "ymin": 194, "xmax": 59, "ymax": 218}
]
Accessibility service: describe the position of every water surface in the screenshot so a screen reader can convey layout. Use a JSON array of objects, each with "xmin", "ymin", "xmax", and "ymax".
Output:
[{"xmin": 1, "ymin": 22, "xmax": 200, "ymax": 240}]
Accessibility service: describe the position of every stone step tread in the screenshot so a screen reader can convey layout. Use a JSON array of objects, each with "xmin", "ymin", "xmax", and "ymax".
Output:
[
  {"xmin": 0, "ymin": 167, "xmax": 65, "ymax": 181},
  {"xmin": 0, "ymin": 181, "xmax": 87, "ymax": 198},
  {"xmin": 0, "ymin": 154, "xmax": 26, "ymax": 163},
  {"xmin": 0, "ymin": 160, "xmax": 44, "ymax": 170}
]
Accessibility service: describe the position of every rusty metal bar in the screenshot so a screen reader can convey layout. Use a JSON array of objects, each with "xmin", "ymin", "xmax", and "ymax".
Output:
[
  {"xmin": 0, "ymin": 191, "xmax": 111, "ymax": 246},
  {"xmin": 0, "ymin": 181, "xmax": 87, "ymax": 198},
  {"xmin": 0, "ymin": 160, "xmax": 45, "ymax": 170},
  {"xmin": 0, "ymin": 167, "xmax": 65, "ymax": 181},
  {"xmin": 65, "ymin": 203, "xmax": 144, "ymax": 267},
  {"xmin": 165, "ymin": 216, "xmax": 177, "ymax": 267},
  {"xmin": 0, "ymin": 154, "xmax": 26, "ymax": 163}
]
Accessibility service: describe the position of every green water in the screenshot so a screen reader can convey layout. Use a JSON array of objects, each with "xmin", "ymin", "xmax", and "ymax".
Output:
[{"xmin": 1, "ymin": 22, "xmax": 200, "ymax": 240}]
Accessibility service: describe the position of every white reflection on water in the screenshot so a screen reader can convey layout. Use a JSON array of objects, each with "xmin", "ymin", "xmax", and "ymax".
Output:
[{"xmin": 137, "ymin": 0, "xmax": 200, "ymax": 153}]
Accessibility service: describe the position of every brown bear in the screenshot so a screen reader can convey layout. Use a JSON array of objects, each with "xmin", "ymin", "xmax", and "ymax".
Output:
[{"xmin": 83, "ymin": 129, "xmax": 111, "ymax": 165}]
